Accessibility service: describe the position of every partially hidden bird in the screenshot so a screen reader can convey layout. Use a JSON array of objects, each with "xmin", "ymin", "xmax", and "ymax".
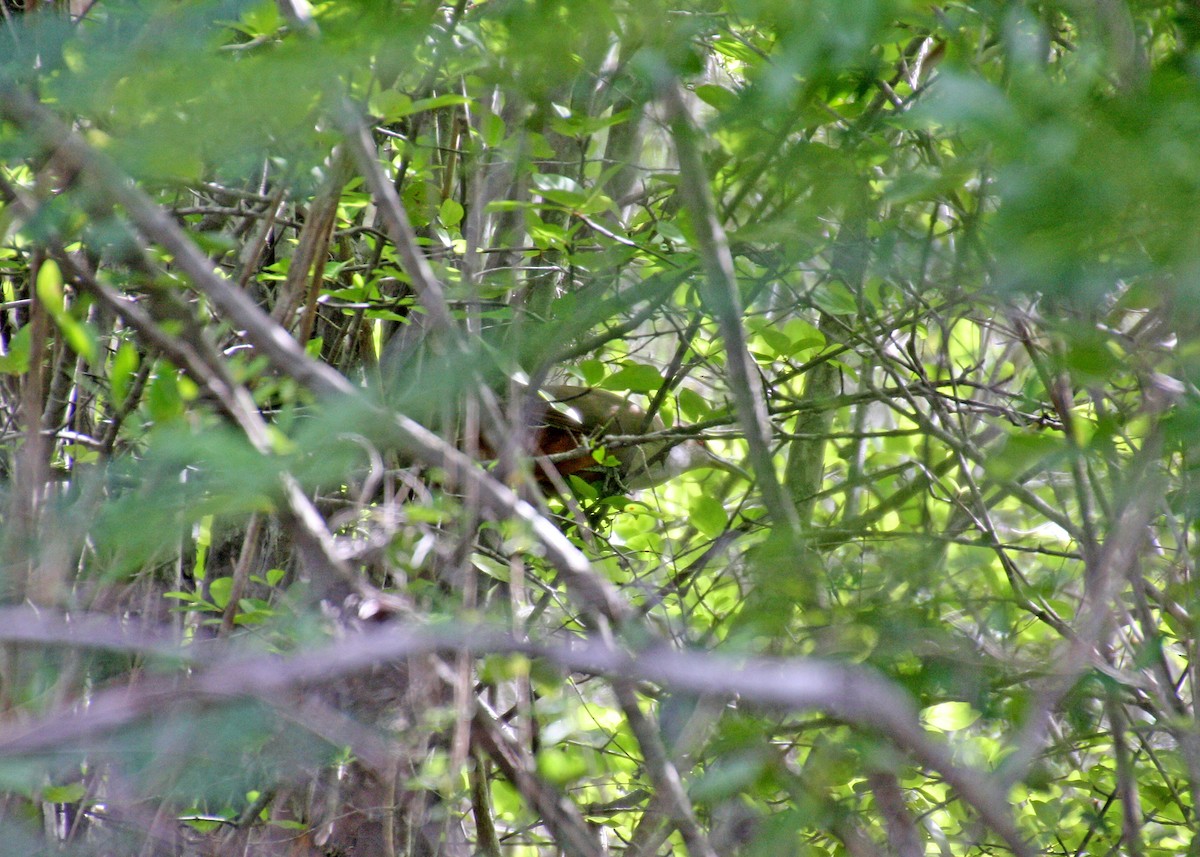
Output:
[{"xmin": 496, "ymin": 384, "xmax": 744, "ymax": 490}]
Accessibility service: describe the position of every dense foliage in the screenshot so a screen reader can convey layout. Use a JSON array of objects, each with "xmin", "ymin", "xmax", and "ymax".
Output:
[{"xmin": 1, "ymin": 0, "xmax": 1198, "ymax": 855}]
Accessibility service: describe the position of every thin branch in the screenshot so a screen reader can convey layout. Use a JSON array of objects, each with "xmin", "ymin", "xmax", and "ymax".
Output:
[
  {"xmin": 612, "ymin": 679, "xmax": 718, "ymax": 857},
  {"xmin": 658, "ymin": 80, "xmax": 801, "ymax": 535}
]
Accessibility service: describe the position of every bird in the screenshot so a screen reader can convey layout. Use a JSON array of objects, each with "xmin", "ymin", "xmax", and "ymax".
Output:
[{"xmin": 500, "ymin": 384, "xmax": 744, "ymax": 491}]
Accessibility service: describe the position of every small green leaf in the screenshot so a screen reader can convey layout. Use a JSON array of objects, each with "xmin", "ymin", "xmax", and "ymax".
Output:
[
  {"xmin": 549, "ymin": 109, "xmax": 631, "ymax": 139},
  {"xmin": 145, "ymin": 366, "xmax": 187, "ymax": 425},
  {"xmin": 578, "ymin": 359, "xmax": 606, "ymax": 386},
  {"xmin": 35, "ymin": 259, "xmax": 65, "ymax": 310},
  {"xmin": 35, "ymin": 262, "xmax": 98, "ymax": 361},
  {"xmin": 567, "ymin": 474, "xmax": 599, "ymax": 500},
  {"xmin": 756, "ymin": 326, "xmax": 792, "ymax": 357},
  {"xmin": 812, "ymin": 281, "xmax": 859, "ymax": 315},
  {"xmin": 43, "ymin": 783, "xmax": 87, "ymax": 803},
  {"xmin": 193, "ymin": 515, "xmax": 213, "ymax": 581},
  {"xmin": 63, "ymin": 443, "xmax": 99, "ymax": 464},
  {"xmin": 439, "ymin": 198, "xmax": 464, "ymax": 228},
  {"xmin": 536, "ymin": 747, "xmax": 589, "ymax": 785},
  {"xmin": 678, "ymin": 387, "xmax": 710, "ymax": 422},
  {"xmin": 711, "ymin": 38, "xmax": 761, "ymax": 63},
  {"xmin": 374, "ymin": 92, "xmax": 472, "ymax": 122},
  {"xmin": 208, "ymin": 577, "xmax": 233, "ymax": 610},
  {"xmin": 60, "ymin": 317, "xmax": 99, "ymax": 363},
  {"xmin": 473, "ymin": 553, "xmax": 510, "ymax": 582},
  {"xmin": 234, "ymin": 2, "xmax": 282, "ymax": 37},
  {"xmin": 481, "ymin": 112, "xmax": 506, "ymax": 147},
  {"xmin": 922, "ymin": 701, "xmax": 980, "ymax": 731},
  {"xmin": 532, "ymin": 173, "xmax": 584, "ymax": 195},
  {"xmin": 689, "ymin": 753, "xmax": 766, "ymax": 801},
  {"xmin": 370, "ymin": 89, "xmax": 412, "ymax": 122},
  {"xmin": 0, "ymin": 324, "xmax": 31, "ymax": 375},
  {"xmin": 110, "ymin": 341, "xmax": 140, "ymax": 405},
  {"xmin": 693, "ymin": 84, "xmax": 738, "ymax": 112},
  {"xmin": 603, "ymin": 363, "xmax": 662, "ymax": 393},
  {"xmin": 690, "ymin": 495, "xmax": 726, "ymax": 537},
  {"xmin": 407, "ymin": 93, "xmax": 471, "ymax": 115}
]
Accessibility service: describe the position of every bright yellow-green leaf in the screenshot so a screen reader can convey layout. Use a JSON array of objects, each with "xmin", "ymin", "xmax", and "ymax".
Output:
[
  {"xmin": 603, "ymin": 363, "xmax": 662, "ymax": 393},
  {"xmin": 690, "ymin": 495, "xmax": 726, "ymax": 537},
  {"xmin": 921, "ymin": 701, "xmax": 981, "ymax": 731},
  {"xmin": 36, "ymin": 260, "xmax": 98, "ymax": 362},
  {"xmin": 208, "ymin": 576, "xmax": 232, "ymax": 609},
  {"xmin": 35, "ymin": 260, "xmax": 64, "ymax": 310},
  {"xmin": 0, "ymin": 324, "xmax": 31, "ymax": 375},
  {"xmin": 110, "ymin": 341, "xmax": 140, "ymax": 405},
  {"xmin": 439, "ymin": 198, "xmax": 464, "ymax": 228},
  {"xmin": 43, "ymin": 783, "xmax": 87, "ymax": 803},
  {"xmin": 678, "ymin": 387, "xmax": 710, "ymax": 422},
  {"xmin": 536, "ymin": 747, "xmax": 589, "ymax": 785}
]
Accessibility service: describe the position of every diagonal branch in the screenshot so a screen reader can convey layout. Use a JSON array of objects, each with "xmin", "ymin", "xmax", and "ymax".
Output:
[{"xmin": 658, "ymin": 80, "xmax": 801, "ymax": 535}]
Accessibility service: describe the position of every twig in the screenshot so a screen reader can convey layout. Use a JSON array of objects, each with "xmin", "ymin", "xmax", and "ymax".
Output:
[{"xmin": 657, "ymin": 80, "xmax": 801, "ymax": 535}]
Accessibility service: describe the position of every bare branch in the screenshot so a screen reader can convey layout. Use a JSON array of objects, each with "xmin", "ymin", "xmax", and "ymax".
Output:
[
  {"xmin": 658, "ymin": 80, "xmax": 801, "ymax": 535},
  {"xmin": 0, "ymin": 616, "xmax": 1031, "ymax": 857}
]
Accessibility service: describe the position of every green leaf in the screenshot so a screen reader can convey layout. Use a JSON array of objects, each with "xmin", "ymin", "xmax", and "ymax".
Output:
[
  {"xmin": 922, "ymin": 701, "xmax": 980, "ymax": 731},
  {"xmin": 62, "ymin": 317, "xmax": 99, "ymax": 364},
  {"xmin": 110, "ymin": 341, "xmax": 140, "ymax": 405},
  {"xmin": 439, "ymin": 198, "xmax": 464, "ymax": 228},
  {"xmin": 208, "ymin": 577, "xmax": 233, "ymax": 610},
  {"xmin": 536, "ymin": 747, "xmax": 589, "ymax": 785},
  {"xmin": 37, "ymin": 260, "xmax": 98, "ymax": 362},
  {"xmin": 689, "ymin": 753, "xmax": 766, "ymax": 801},
  {"xmin": 531, "ymin": 173, "xmax": 584, "ymax": 195},
  {"xmin": 473, "ymin": 553, "xmax": 510, "ymax": 582},
  {"xmin": 232, "ymin": 2, "xmax": 282, "ymax": 37},
  {"xmin": 43, "ymin": 783, "xmax": 87, "ymax": 803},
  {"xmin": 370, "ymin": 91, "xmax": 470, "ymax": 122},
  {"xmin": 602, "ymin": 363, "xmax": 662, "ymax": 393},
  {"xmin": 0, "ymin": 324, "xmax": 31, "ymax": 375},
  {"xmin": 579, "ymin": 360, "xmax": 606, "ymax": 386},
  {"xmin": 754, "ymin": 326, "xmax": 792, "ymax": 358},
  {"xmin": 689, "ymin": 495, "xmax": 727, "ymax": 538},
  {"xmin": 711, "ymin": 38, "xmax": 761, "ymax": 64},
  {"xmin": 693, "ymin": 84, "xmax": 738, "ymax": 112},
  {"xmin": 811, "ymin": 281, "xmax": 858, "ymax": 315},
  {"xmin": 549, "ymin": 109, "xmax": 631, "ymax": 139},
  {"xmin": 35, "ymin": 259, "xmax": 65, "ymax": 311},
  {"xmin": 678, "ymin": 387, "xmax": 710, "ymax": 422},
  {"xmin": 405, "ymin": 94, "xmax": 471, "ymax": 115},
  {"xmin": 370, "ymin": 90, "xmax": 411, "ymax": 122},
  {"xmin": 146, "ymin": 363, "xmax": 185, "ymax": 423},
  {"xmin": 481, "ymin": 112, "xmax": 506, "ymax": 147},
  {"xmin": 567, "ymin": 474, "xmax": 600, "ymax": 501}
]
